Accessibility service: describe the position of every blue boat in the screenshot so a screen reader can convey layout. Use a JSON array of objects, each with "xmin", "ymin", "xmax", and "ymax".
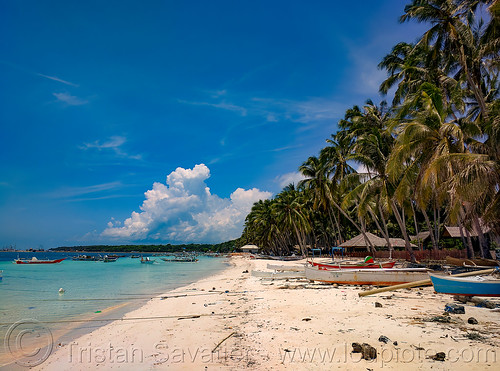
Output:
[{"xmin": 429, "ymin": 273, "xmax": 500, "ymax": 297}]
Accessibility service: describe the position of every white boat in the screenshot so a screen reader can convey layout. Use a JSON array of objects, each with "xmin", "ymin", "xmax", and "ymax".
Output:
[
  {"xmin": 252, "ymin": 270, "xmax": 306, "ymax": 279},
  {"xmin": 141, "ymin": 256, "xmax": 155, "ymax": 264},
  {"xmin": 266, "ymin": 264, "xmax": 305, "ymax": 272},
  {"xmin": 305, "ymin": 265, "xmax": 430, "ymax": 286}
]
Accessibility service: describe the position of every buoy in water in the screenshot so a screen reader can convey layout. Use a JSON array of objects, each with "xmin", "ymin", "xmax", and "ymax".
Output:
[{"xmin": 58, "ymin": 288, "xmax": 65, "ymax": 294}]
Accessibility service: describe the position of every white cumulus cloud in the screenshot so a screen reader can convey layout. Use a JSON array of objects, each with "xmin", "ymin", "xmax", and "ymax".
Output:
[{"xmin": 102, "ymin": 164, "xmax": 271, "ymax": 243}]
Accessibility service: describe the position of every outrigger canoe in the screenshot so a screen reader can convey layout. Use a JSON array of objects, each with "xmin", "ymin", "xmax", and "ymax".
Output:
[
  {"xmin": 308, "ymin": 260, "xmax": 396, "ymax": 270},
  {"xmin": 305, "ymin": 265, "xmax": 429, "ymax": 286},
  {"xmin": 429, "ymin": 273, "xmax": 500, "ymax": 297},
  {"xmin": 14, "ymin": 257, "xmax": 65, "ymax": 264},
  {"xmin": 445, "ymin": 256, "xmax": 499, "ymax": 267}
]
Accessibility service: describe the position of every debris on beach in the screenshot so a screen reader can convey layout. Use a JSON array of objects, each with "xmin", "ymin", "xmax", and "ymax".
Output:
[
  {"xmin": 428, "ymin": 352, "xmax": 446, "ymax": 361},
  {"xmin": 466, "ymin": 332, "xmax": 485, "ymax": 341},
  {"xmin": 374, "ymin": 302, "xmax": 383, "ymax": 308},
  {"xmin": 378, "ymin": 335, "xmax": 390, "ymax": 344},
  {"xmin": 445, "ymin": 303, "xmax": 465, "ymax": 314},
  {"xmin": 454, "ymin": 296, "xmax": 497, "ymax": 309},
  {"xmin": 352, "ymin": 343, "xmax": 377, "ymax": 360}
]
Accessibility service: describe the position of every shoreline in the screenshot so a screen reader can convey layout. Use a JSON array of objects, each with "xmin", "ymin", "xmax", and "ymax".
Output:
[
  {"xmin": 0, "ymin": 258, "xmax": 231, "ymax": 370},
  {"xmin": 20, "ymin": 256, "xmax": 500, "ymax": 370}
]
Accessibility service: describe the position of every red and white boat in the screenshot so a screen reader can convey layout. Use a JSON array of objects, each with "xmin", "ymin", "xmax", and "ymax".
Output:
[
  {"xmin": 14, "ymin": 257, "xmax": 65, "ymax": 264},
  {"xmin": 308, "ymin": 260, "xmax": 396, "ymax": 270}
]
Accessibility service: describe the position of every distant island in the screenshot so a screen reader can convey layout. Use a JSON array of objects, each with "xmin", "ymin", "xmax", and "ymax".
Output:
[{"xmin": 49, "ymin": 240, "xmax": 237, "ymax": 253}]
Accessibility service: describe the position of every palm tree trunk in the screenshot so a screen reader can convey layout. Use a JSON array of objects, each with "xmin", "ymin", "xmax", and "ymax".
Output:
[
  {"xmin": 359, "ymin": 216, "xmax": 375, "ymax": 255},
  {"xmin": 421, "ymin": 208, "xmax": 438, "ymax": 250},
  {"xmin": 410, "ymin": 200, "xmax": 421, "ymax": 250},
  {"xmin": 368, "ymin": 207, "xmax": 392, "ymax": 254},
  {"xmin": 391, "ymin": 199, "xmax": 416, "ymax": 263},
  {"xmin": 378, "ymin": 202, "xmax": 394, "ymax": 257},
  {"xmin": 472, "ymin": 214, "xmax": 492, "ymax": 259},
  {"xmin": 459, "ymin": 45, "xmax": 489, "ymax": 119},
  {"xmin": 329, "ymin": 199, "xmax": 374, "ymax": 251},
  {"xmin": 458, "ymin": 220, "xmax": 474, "ymax": 259}
]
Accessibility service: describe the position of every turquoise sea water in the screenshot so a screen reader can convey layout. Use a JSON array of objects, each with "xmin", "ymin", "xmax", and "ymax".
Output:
[{"xmin": 0, "ymin": 251, "xmax": 228, "ymax": 364}]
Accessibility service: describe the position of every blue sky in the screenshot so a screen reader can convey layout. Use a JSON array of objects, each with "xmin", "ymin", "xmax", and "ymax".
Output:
[{"xmin": 0, "ymin": 1, "xmax": 426, "ymax": 248}]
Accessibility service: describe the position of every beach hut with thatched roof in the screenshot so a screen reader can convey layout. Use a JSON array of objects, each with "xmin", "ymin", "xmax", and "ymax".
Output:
[
  {"xmin": 240, "ymin": 244, "xmax": 260, "ymax": 253},
  {"xmin": 340, "ymin": 232, "xmax": 416, "ymax": 250},
  {"xmin": 340, "ymin": 232, "xmax": 387, "ymax": 250}
]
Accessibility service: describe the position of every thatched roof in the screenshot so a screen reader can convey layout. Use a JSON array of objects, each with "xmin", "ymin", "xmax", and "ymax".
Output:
[
  {"xmin": 340, "ymin": 232, "xmax": 387, "ymax": 248},
  {"xmin": 410, "ymin": 231, "xmax": 431, "ymax": 241},
  {"xmin": 442, "ymin": 226, "xmax": 465, "ymax": 238},
  {"xmin": 240, "ymin": 244, "xmax": 260, "ymax": 252},
  {"xmin": 388, "ymin": 238, "xmax": 417, "ymax": 248},
  {"xmin": 340, "ymin": 232, "xmax": 416, "ymax": 249}
]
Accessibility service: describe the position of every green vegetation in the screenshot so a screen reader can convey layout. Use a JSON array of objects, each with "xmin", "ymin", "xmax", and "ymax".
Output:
[
  {"xmin": 50, "ymin": 240, "xmax": 237, "ymax": 253},
  {"xmin": 240, "ymin": 1, "xmax": 499, "ymax": 262}
]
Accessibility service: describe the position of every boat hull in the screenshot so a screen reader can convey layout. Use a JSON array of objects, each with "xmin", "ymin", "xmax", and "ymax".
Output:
[
  {"xmin": 14, "ymin": 258, "xmax": 65, "ymax": 264},
  {"xmin": 429, "ymin": 274, "xmax": 500, "ymax": 297},
  {"xmin": 305, "ymin": 266, "xmax": 429, "ymax": 286},
  {"xmin": 445, "ymin": 256, "xmax": 499, "ymax": 267},
  {"xmin": 309, "ymin": 261, "xmax": 396, "ymax": 270}
]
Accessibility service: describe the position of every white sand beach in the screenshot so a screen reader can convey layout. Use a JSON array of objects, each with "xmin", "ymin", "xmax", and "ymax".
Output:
[{"xmin": 27, "ymin": 256, "xmax": 499, "ymax": 370}]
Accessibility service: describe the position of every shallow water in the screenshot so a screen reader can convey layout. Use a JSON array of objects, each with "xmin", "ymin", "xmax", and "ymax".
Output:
[{"xmin": 0, "ymin": 251, "xmax": 228, "ymax": 364}]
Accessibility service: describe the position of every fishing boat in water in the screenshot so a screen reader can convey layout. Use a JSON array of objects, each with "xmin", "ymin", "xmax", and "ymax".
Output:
[
  {"xmin": 308, "ymin": 260, "xmax": 396, "ymax": 270},
  {"xmin": 161, "ymin": 256, "xmax": 198, "ymax": 262},
  {"xmin": 14, "ymin": 257, "xmax": 66, "ymax": 265},
  {"xmin": 102, "ymin": 255, "xmax": 118, "ymax": 262},
  {"xmin": 141, "ymin": 256, "xmax": 155, "ymax": 264},
  {"xmin": 429, "ymin": 273, "xmax": 500, "ymax": 297},
  {"xmin": 72, "ymin": 255, "xmax": 99, "ymax": 261},
  {"xmin": 305, "ymin": 265, "xmax": 430, "ymax": 286}
]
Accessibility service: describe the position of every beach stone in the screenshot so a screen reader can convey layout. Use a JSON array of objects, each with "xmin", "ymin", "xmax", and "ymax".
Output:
[
  {"xmin": 471, "ymin": 298, "xmax": 496, "ymax": 309},
  {"xmin": 352, "ymin": 343, "xmax": 377, "ymax": 360},
  {"xmin": 454, "ymin": 295, "xmax": 469, "ymax": 303},
  {"xmin": 444, "ymin": 303, "xmax": 465, "ymax": 314},
  {"xmin": 468, "ymin": 317, "xmax": 478, "ymax": 325},
  {"xmin": 393, "ymin": 341, "xmax": 398, "ymax": 346},
  {"xmin": 374, "ymin": 302, "xmax": 383, "ymax": 308}
]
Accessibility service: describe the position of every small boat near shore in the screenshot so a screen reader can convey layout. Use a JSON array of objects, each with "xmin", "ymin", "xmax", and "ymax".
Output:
[
  {"xmin": 141, "ymin": 256, "xmax": 155, "ymax": 264},
  {"xmin": 308, "ymin": 260, "xmax": 396, "ymax": 270},
  {"xmin": 103, "ymin": 255, "xmax": 118, "ymax": 262},
  {"xmin": 161, "ymin": 256, "xmax": 198, "ymax": 262},
  {"xmin": 72, "ymin": 255, "xmax": 99, "ymax": 261},
  {"xmin": 305, "ymin": 265, "xmax": 430, "ymax": 286},
  {"xmin": 14, "ymin": 257, "xmax": 66, "ymax": 264},
  {"xmin": 429, "ymin": 273, "xmax": 500, "ymax": 297}
]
